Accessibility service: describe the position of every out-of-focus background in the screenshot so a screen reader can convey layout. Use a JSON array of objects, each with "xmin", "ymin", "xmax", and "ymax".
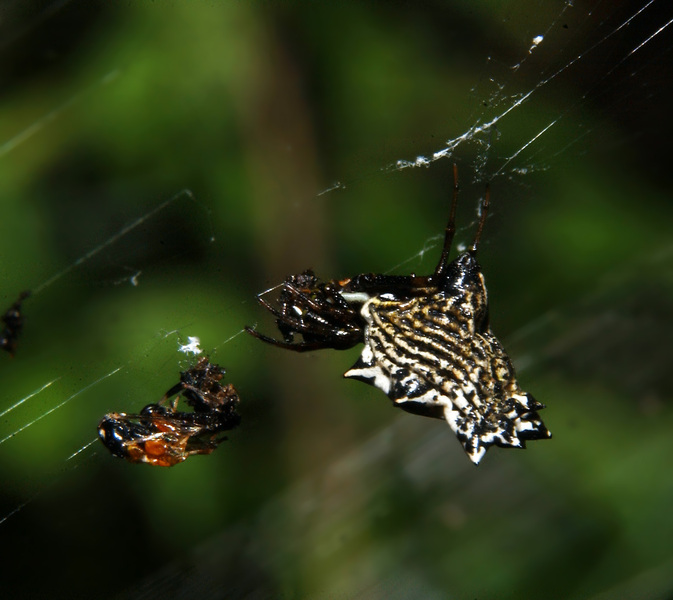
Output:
[{"xmin": 1, "ymin": 1, "xmax": 672, "ymax": 598}]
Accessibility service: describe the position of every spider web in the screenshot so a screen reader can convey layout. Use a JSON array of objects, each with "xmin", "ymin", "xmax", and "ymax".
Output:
[{"xmin": 0, "ymin": 1, "xmax": 672, "ymax": 599}]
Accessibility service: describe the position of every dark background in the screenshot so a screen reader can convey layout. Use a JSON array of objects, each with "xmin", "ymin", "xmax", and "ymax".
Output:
[{"xmin": 1, "ymin": 1, "xmax": 672, "ymax": 598}]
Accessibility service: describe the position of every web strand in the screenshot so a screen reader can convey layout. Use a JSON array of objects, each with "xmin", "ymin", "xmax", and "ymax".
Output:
[
  {"xmin": 0, "ymin": 378, "xmax": 60, "ymax": 420},
  {"xmin": 391, "ymin": 0, "xmax": 662, "ymax": 176},
  {"xmin": 31, "ymin": 189, "xmax": 195, "ymax": 295},
  {"xmin": 0, "ymin": 367, "xmax": 121, "ymax": 446},
  {"xmin": 0, "ymin": 69, "xmax": 121, "ymax": 159}
]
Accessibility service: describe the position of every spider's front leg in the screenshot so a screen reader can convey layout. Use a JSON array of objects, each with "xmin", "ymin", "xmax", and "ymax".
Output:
[{"xmin": 247, "ymin": 274, "xmax": 367, "ymax": 351}]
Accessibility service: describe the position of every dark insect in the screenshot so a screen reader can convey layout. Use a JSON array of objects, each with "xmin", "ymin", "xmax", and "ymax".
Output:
[
  {"xmin": 98, "ymin": 357, "xmax": 241, "ymax": 467},
  {"xmin": 247, "ymin": 166, "xmax": 551, "ymax": 464},
  {"xmin": 0, "ymin": 291, "xmax": 30, "ymax": 356}
]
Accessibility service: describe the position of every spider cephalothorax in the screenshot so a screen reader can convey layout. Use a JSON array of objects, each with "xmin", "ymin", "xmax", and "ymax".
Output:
[
  {"xmin": 247, "ymin": 167, "xmax": 551, "ymax": 464},
  {"xmin": 98, "ymin": 357, "xmax": 241, "ymax": 467},
  {"xmin": 249, "ymin": 270, "xmax": 365, "ymax": 351}
]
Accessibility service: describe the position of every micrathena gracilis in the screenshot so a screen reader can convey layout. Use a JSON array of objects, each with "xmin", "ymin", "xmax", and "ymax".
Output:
[
  {"xmin": 98, "ymin": 357, "xmax": 241, "ymax": 467},
  {"xmin": 247, "ymin": 166, "xmax": 551, "ymax": 464}
]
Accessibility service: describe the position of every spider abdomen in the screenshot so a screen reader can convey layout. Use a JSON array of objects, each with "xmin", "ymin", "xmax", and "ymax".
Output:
[{"xmin": 344, "ymin": 287, "xmax": 551, "ymax": 464}]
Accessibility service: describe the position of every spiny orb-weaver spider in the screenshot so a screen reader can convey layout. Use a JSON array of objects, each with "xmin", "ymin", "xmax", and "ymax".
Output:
[{"xmin": 247, "ymin": 166, "xmax": 551, "ymax": 464}]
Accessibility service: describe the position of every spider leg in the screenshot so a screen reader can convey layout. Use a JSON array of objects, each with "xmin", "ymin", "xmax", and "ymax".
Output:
[
  {"xmin": 245, "ymin": 326, "xmax": 336, "ymax": 352},
  {"xmin": 255, "ymin": 294, "xmax": 287, "ymax": 319},
  {"xmin": 257, "ymin": 294, "xmax": 326, "ymax": 334},
  {"xmin": 283, "ymin": 282, "xmax": 353, "ymax": 316},
  {"xmin": 255, "ymin": 293, "xmax": 357, "ymax": 339},
  {"xmin": 433, "ymin": 163, "xmax": 459, "ymax": 280},
  {"xmin": 283, "ymin": 311, "xmax": 359, "ymax": 339},
  {"xmin": 283, "ymin": 285, "xmax": 361, "ymax": 327},
  {"xmin": 160, "ymin": 382, "xmax": 186, "ymax": 404},
  {"xmin": 471, "ymin": 183, "xmax": 490, "ymax": 252},
  {"xmin": 256, "ymin": 295, "xmax": 325, "ymax": 330}
]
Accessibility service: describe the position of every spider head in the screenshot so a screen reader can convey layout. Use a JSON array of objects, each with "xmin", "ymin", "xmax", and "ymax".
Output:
[{"xmin": 247, "ymin": 270, "xmax": 366, "ymax": 352}]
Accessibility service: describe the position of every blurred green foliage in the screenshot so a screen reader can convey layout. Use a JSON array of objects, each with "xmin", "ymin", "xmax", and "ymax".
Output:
[{"xmin": 0, "ymin": 1, "xmax": 672, "ymax": 599}]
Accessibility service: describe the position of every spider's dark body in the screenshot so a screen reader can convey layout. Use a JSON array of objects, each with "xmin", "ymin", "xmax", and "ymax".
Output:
[
  {"xmin": 255, "ymin": 270, "xmax": 363, "ymax": 351},
  {"xmin": 247, "ymin": 169, "xmax": 551, "ymax": 464},
  {"xmin": 98, "ymin": 357, "xmax": 241, "ymax": 467}
]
